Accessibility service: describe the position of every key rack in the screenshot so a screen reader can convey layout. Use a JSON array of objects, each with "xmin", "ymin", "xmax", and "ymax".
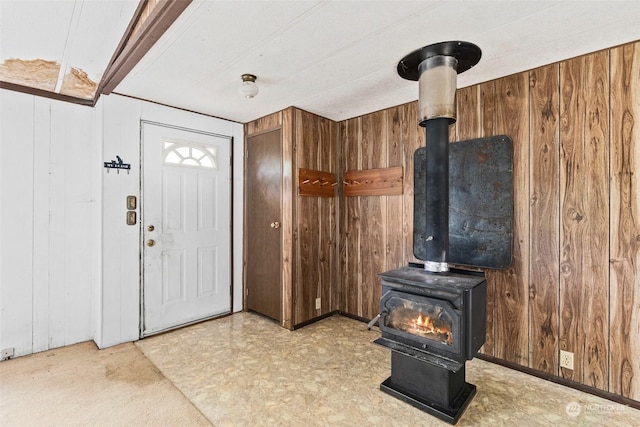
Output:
[
  {"xmin": 344, "ymin": 166, "xmax": 403, "ymax": 197},
  {"xmin": 298, "ymin": 168, "xmax": 337, "ymax": 197}
]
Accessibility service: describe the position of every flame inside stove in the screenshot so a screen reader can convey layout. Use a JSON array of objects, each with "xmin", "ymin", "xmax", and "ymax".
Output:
[{"xmin": 411, "ymin": 313, "xmax": 453, "ymax": 346}]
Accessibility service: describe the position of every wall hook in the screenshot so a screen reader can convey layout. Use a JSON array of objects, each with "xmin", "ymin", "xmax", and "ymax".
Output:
[{"xmin": 104, "ymin": 155, "xmax": 131, "ymax": 174}]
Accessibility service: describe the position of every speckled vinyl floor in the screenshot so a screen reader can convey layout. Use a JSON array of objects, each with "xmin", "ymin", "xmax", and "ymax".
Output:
[
  {"xmin": 135, "ymin": 312, "xmax": 639, "ymax": 427},
  {"xmin": 2, "ymin": 312, "xmax": 638, "ymax": 426}
]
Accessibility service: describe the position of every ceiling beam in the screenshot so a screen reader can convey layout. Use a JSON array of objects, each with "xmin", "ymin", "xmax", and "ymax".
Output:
[
  {"xmin": 0, "ymin": 80, "xmax": 94, "ymax": 106},
  {"xmin": 98, "ymin": 0, "xmax": 192, "ymax": 96}
]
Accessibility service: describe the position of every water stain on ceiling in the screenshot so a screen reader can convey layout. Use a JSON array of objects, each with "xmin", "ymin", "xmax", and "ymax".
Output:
[{"xmin": 0, "ymin": 58, "xmax": 97, "ymax": 99}]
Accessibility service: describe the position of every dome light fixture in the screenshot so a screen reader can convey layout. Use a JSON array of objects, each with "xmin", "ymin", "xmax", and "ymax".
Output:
[{"xmin": 240, "ymin": 73, "xmax": 259, "ymax": 98}]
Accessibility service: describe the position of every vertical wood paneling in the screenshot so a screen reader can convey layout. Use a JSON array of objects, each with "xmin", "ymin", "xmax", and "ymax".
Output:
[
  {"xmin": 246, "ymin": 111, "xmax": 282, "ymax": 135},
  {"xmin": 610, "ymin": 43, "xmax": 640, "ymax": 400},
  {"xmin": 403, "ymin": 102, "xmax": 422, "ymax": 265},
  {"xmin": 292, "ymin": 109, "xmax": 336, "ymax": 325},
  {"xmin": 386, "ymin": 106, "xmax": 404, "ymax": 269},
  {"xmin": 529, "ymin": 64, "xmax": 560, "ymax": 375},
  {"xmin": 360, "ymin": 111, "xmax": 387, "ymax": 319},
  {"xmin": 559, "ymin": 51, "xmax": 609, "ymax": 389},
  {"xmin": 343, "ymin": 118, "xmax": 362, "ymax": 316},
  {"xmin": 281, "ymin": 108, "xmax": 294, "ymax": 329},
  {"xmin": 317, "ymin": 116, "xmax": 333, "ymax": 315},
  {"xmin": 479, "ymin": 81, "xmax": 497, "ymax": 357},
  {"xmin": 456, "ymin": 86, "xmax": 480, "ymax": 140},
  {"xmin": 294, "ymin": 110, "xmax": 318, "ymax": 324},
  {"xmin": 493, "ymin": 73, "xmax": 530, "ymax": 366},
  {"xmin": 335, "ymin": 40, "xmax": 639, "ymax": 402}
]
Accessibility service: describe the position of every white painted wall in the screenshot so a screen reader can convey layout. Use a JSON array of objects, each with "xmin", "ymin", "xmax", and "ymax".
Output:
[
  {"xmin": 94, "ymin": 94, "xmax": 245, "ymax": 348},
  {"xmin": 0, "ymin": 89, "xmax": 95, "ymax": 357},
  {"xmin": 0, "ymin": 89, "xmax": 244, "ymax": 356}
]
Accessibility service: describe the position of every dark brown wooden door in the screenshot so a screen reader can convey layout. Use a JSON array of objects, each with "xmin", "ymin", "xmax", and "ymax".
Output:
[{"xmin": 245, "ymin": 129, "xmax": 282, "ymax": 321}]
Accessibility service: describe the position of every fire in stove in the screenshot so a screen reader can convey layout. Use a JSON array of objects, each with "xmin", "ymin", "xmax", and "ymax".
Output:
[{"xmin": 387, "ymin": 303, "xmax": 453, "ymax": 346}]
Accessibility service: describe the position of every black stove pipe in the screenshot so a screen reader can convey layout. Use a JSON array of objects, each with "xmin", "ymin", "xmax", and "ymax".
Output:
[
  {"xmin": 397, "ymin": 41, "xmax": 482, "ymax": 273},
  {"xmin": 423, "ymin": 118, "xmax": 451, "ymax": 272}
]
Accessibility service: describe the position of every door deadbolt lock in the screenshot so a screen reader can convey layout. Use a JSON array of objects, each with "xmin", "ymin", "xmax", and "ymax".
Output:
[
  {"xmin": 146, "ymin": 239, "xmax": 156, "ymax": 247},
  {"xmin": 147, "ymin": 225, "xmax": 155, "ymax": 232},
  {"xmin": 270, "ymin": 221, "xmax": 281, "ymax": 229}
]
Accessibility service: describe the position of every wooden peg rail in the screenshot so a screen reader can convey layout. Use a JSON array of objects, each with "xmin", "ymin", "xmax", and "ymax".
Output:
[
  {"xmin": 344, "ymin": 166, "xmax": 403, "ymax": 197},
  {"xmin": 298, "ymin": 168, "xmax": 337, "ymax": 197}
]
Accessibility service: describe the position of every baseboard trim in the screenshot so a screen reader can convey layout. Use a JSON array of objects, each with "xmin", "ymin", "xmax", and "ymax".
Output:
[{"xmin": 475, "ymin": 353, "xmax": 640, "ymax": 410}]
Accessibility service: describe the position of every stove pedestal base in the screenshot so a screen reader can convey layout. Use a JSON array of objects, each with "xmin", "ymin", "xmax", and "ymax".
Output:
[{"xmin": 380, "ymin": 351, "xmax": 476, "ymax": 424}]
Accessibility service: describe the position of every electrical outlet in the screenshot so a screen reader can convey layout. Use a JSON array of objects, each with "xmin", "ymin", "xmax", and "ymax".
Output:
[
  {"xmin": 560, "ymin": 350, "xmax": 574, "ymax": 370},
  {"xmin": 315, "ymin": 298, "xmax": 321, "ymax": 310},
  {"xmin": 1, "ymin": 348, "xmax": 15, "ymax": 361}
]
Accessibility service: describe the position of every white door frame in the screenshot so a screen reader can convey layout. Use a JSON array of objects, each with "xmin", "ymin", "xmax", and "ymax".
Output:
[{"xmin": 139, "ymin": 120, "xmax": 234, "ymax": 337}]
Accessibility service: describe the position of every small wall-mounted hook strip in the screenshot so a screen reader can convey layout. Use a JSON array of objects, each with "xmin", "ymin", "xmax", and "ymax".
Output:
[
  {"xmin": 298, "ymin": 168, "xmax": 336, "ymax": 197},
  {"xmin": 344, "ymin": 166, "xmax": 403, "ymax": 196},
  {"xmin": 104, "ymin": 155, "xmax": 131, "ymax": 174}
]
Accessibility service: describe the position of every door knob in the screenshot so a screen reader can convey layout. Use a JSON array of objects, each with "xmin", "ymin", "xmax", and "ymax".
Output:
[
  {"xmin": 146, "ymin": 239, "xmax": 156, "ymax": 247},
  {"xmin": 270, "ymin": 221, "xmax": 281, "ymax": 229},
  {"xmin": 147, "ymin": 225, "xmax": 155, "ymax": 232}
]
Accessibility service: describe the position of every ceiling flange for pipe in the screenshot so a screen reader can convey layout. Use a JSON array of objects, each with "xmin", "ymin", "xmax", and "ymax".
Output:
[{"xmin": 397, "ymin": 41, "xmax": 482, "ymax": 81}]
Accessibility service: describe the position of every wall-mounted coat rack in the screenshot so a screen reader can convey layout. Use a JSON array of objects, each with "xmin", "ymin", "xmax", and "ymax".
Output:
[
  {"xmin": 344, "ymin": 166, "xmax": 403, "ymax": 197},
  {"xmin": 298, "ymin": 168, "xmax": 337, "ymax": 197}
]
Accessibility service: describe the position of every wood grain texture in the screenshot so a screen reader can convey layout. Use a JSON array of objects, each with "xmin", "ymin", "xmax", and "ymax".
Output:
[
  {"xmin": 479, "ymin": 81, "xmax": 496, "ymax": 357},
  {"xmin": 610, "ymin": 42, "xmax": 640, "ymax": 400},
  {"xmin": 456, "ymin": 85, "xmax": 480, "ymax": 140},
  {"xmin": 341, "ymin": 118, "xmax": 362, "ymax": 316},
  {"xmin": 281, "ymin": 108, "xmax": 294, "ymax": 329},
  {"xmin": 360, "ymin": 111, "xmax": 387, "ymax": 319},
  {"xmin": 529, "ymin": 64, "xmax": 560, "ymax": 375},
  {"xmin": 333, "ymin": 40, "xmax": 639, "ymax": 402},
  {"xmin": 298, "ymin": 168, "xmax": 336, "ymax": 197},
  {"xmin": 559, "ymin": 51, "xmax": 609, "ymax": 389},
  {"xmin": 387, "ymin": 106, "xmax": 405, "ymax": 269},
  {"xmin": 493, "ymin": 72, "xmax": 530, "ymax": 366},
  {"xmin": 404, "ymin": 102, "xmax": 423, "ymax": 265},
  {"xmin": 344, "ymin": 167, "xmax": 402, "ymax": 196},
  {"xmin": 246, "ymin": 111, "xmax": 282, "ymax": 135},
  {"xmin": 292, "ymin": 109, "xmax": 337, "ymax": 326}
]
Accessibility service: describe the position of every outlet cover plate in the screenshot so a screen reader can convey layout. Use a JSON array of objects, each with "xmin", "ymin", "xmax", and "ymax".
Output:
[
  {"xmin": 560, "ymin": 350, "xmax": 574, "ymax": 370},
  {"xmin": 315, "ymin": 298, "xmax": 321, "ymax": 310},
  {"xmin": 1, "ymin": 348, "xmax": 15, "ymax": 360}
]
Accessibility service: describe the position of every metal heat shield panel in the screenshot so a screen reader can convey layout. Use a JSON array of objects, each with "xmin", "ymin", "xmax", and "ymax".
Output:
[{"xmin": 414, "ymin": 135, "xmax": 513, "ymax": 269}]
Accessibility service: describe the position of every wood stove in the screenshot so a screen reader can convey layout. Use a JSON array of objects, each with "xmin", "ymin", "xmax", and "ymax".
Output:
[
  {"xmin": 374, "ymin": 265, "xmax": 486, "ymax": 424},
  {"xmin": 373, "ymin": 41, "xmax": 511, "ymax": 424}
]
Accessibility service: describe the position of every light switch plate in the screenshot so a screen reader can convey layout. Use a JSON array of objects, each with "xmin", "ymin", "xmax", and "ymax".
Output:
[
  {"xmin": 126, "ymin": 195, "xmax": 137, "ymax": 210},
  {"xmin": 126, "ymin": 210, "xmax": 137, "ymax": 225}
]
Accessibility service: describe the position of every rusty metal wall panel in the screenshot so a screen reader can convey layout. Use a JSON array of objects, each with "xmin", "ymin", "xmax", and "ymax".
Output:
[{"xmin": 414, "ymin": 135, "xmax": 513, "ymax": 269}]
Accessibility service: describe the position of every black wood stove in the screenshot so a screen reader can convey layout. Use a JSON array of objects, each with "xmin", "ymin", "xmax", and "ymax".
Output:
[
  {"xmin": 374, "ymin": 266, "xmax": 486, "ymax": 424},
  {"xmin": 374, "ymin": 41, "xmax": 512, "ymax": 424}
]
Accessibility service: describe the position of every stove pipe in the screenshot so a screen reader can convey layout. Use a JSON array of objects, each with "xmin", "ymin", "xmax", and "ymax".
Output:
[{"xmin": 397, "ymin": 41, "xmax": 481, "ymax": 273}]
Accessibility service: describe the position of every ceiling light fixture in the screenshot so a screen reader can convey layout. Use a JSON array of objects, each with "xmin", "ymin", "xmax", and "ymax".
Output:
[{"xmin": 240, "ymin": 74, "xmax": 259, "ymax": 98}]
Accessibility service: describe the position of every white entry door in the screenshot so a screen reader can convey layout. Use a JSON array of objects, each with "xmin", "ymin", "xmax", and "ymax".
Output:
[{"xmin": 141, "ymin": 122, "xmax": 232, "ymax": 336}]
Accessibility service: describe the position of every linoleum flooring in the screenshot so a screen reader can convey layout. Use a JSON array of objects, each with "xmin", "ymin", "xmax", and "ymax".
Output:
[{"xmin": 2, "ymin": 312, "xmax": 639, "ymax": 426}]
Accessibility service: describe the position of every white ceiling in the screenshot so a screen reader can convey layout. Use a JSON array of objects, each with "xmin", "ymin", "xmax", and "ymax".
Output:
[{"xmin": 2, "ymin": 1, "xmax": 640, "ymax": 123}]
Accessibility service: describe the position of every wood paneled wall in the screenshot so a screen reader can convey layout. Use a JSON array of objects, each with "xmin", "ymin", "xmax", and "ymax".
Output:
[
  {"xmin": 292, "ymin": 109, "xmax": 338, "ymax": 326},
  {"xmin": 244, "ymin": 108, "xmax": 337, "ymax": 328},
  {"xmin": 337, "ymin": 41, "xmax": 640, "ymax": 401}
]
